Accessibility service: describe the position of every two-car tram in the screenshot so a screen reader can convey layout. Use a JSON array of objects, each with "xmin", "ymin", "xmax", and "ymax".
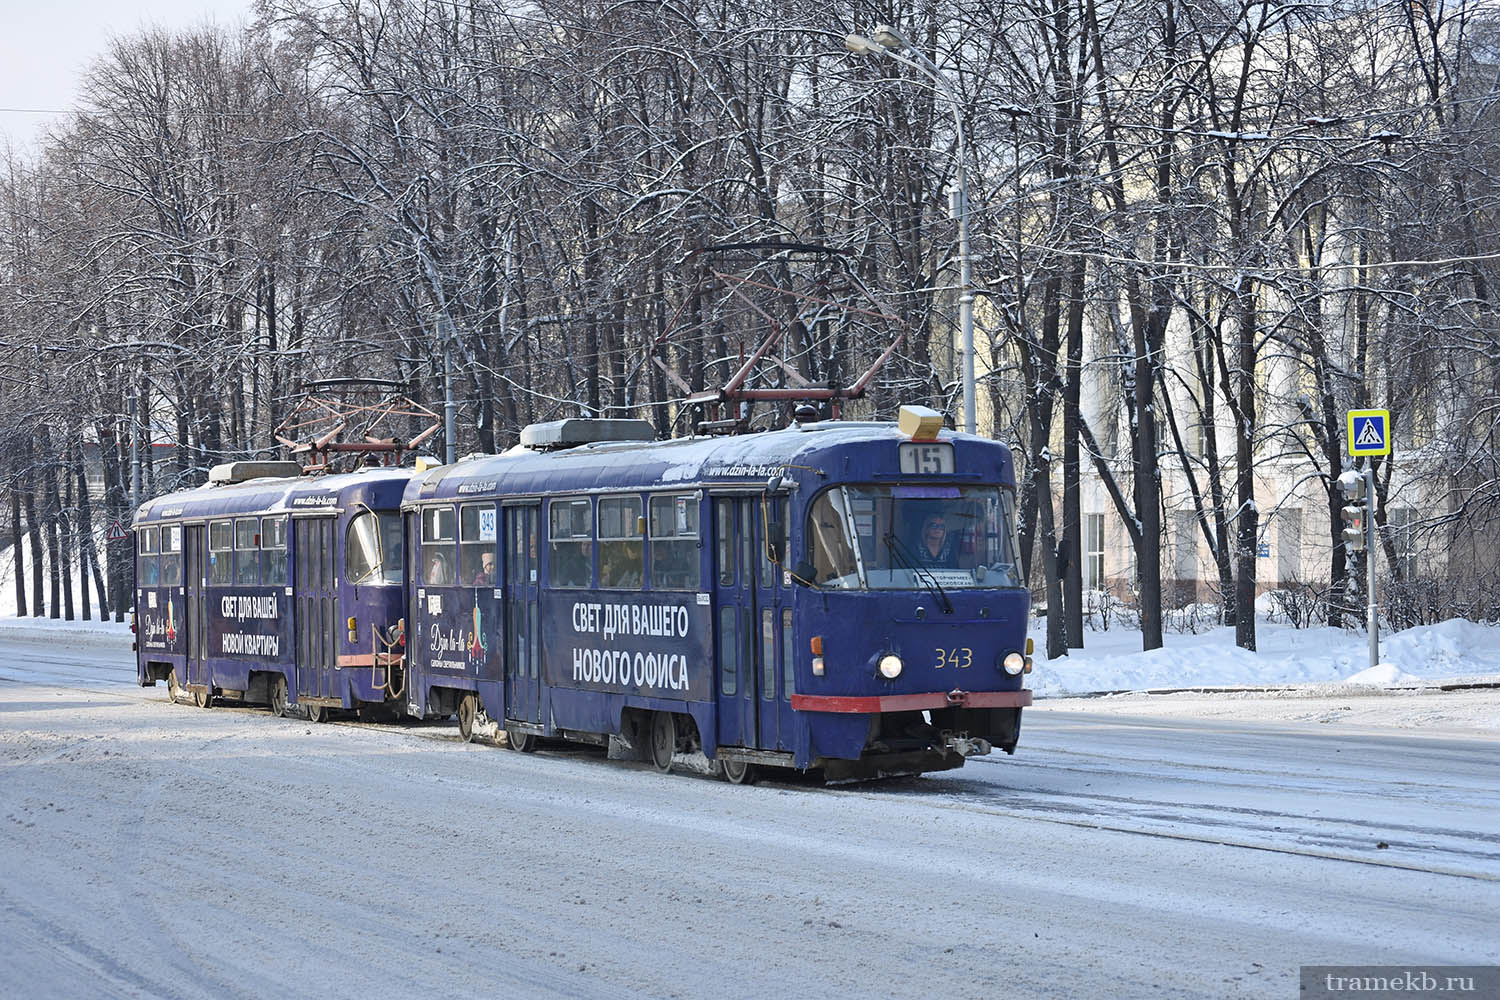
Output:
[
  {"xmin": 401, "ymin": 409, "xmax": 1032, "ymax": 780},
  {"xmin": 133, "ymin": 462, "xmax": 412, "ymax": 720}
]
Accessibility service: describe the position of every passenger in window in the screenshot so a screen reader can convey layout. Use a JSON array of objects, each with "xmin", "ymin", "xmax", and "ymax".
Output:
[
  {"xmin": 915, "ymin": 514, "xmax": 956, "ymax": 568},
  {"xmin": 425, "ymin": 552, "xmax": 453, "ymax": 586},
  {"xmin": 472, "ymin": 552, "xmax": 496, "ymax": 587},
  {"xmin": 552, "ymin": 541, "xmax": 591, "ymax": 588}
]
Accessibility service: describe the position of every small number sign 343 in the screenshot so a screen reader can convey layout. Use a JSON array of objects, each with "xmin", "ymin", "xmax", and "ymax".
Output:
[{"xmin": 935, "ymin": 647, "xmax": 972, "ymax": 669}]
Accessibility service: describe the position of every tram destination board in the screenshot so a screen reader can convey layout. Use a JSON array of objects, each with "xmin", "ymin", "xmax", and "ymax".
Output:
[{"xmin": 898, "ymin": 441, "xmax": 954, "ymax": 475}]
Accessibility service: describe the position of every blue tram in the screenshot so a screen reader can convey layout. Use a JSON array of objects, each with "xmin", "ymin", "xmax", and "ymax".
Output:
[
  {"xmin": 133, "ymin": 462, "xmax": 412, "ymax": 721},
  {"xmin": 402, "ymin": 408, "xmax": 1032, "ymax": 780}
]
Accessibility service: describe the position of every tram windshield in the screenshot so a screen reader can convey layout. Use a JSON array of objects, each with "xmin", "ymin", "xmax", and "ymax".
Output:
[
  {"xmin": 346, "ymin": 511, "xmax": 404, "ymax": 586},
  {"xmin": 805, "ymin": 485, "xmax": 1022, "ymax": 590}
]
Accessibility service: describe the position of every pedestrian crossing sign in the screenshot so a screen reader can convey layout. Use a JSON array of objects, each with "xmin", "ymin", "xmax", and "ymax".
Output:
[{"xmin": 1346, "ymin": 408, "xmax": 1392, "ymax": 457}]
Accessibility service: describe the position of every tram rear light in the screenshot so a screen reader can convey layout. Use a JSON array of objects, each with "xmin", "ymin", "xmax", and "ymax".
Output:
[
  {"xmin": 1023, "ymin": 657, "xmax": 1033, "ymax": 674},
  {"xmin": 810, "ymin": 635, "xmax": 823, "ymax": 655},
  {"xmin": 812, "ymin": 656, "xmax": 825, "ymax": 676}
]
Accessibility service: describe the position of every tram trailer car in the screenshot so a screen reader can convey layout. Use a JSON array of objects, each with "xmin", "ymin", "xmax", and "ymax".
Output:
[
  {"xmin": 133, "ymin": 462, "xmax": 413, "ymax": 720},
  {"xmin": 403, "ymin": 409, "xmax": 1032, "ymax": 781}
]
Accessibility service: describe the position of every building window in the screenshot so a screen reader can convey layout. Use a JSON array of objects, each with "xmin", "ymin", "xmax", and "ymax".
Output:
[
  {"xmin": 1085, "ymin": 514, "xmax": 1105, "ymax": 591},
  {"xmin": 1173, "ymin": 511, "xmax": 1197, "ymax": 582},
  {"xmin": 1389, "ymin": 507, "xmax": 1418, "ymax": 579},
  {"xmin": 1277, "ymin": 509, "xmax": 1302, "ymax": 585}
]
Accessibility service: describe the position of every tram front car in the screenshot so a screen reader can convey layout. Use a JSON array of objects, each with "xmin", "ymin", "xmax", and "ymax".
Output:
[{"xmin": 780, "ymin": 407, "xmax": 1033, "ymax": 779}]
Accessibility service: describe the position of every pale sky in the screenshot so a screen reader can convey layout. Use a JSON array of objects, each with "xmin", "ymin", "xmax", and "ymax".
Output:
[{"xmin": 1, "ymin": 0, "xmax": 253, "ymax": 152}]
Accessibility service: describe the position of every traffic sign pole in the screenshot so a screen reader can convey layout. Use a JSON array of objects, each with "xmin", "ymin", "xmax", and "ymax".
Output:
[
  {"xmin": 1365, "ymin": 464, "xmax": 1378, "ymax": 670},
  {"xmin": 1345, "ymin": 408, "xmax": 1389, "ymax": 672}
]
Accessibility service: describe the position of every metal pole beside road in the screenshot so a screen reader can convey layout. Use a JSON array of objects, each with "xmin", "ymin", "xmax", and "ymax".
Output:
[
  {"xmin": 1345, "ymin": 408, "xmax": 1390, "ymax": 672},
  {"xmin": 1365, "ymin": 464, "xmax": 1378, "ymax": 669}
]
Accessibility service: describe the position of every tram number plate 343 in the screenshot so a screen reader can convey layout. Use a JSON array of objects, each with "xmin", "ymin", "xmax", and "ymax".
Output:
[{"xmin": 935, "ymin": 647, "xmax": 973, "ymax": 670}]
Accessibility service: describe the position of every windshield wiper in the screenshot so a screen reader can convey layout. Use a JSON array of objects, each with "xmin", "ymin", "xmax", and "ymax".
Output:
[{"xmin": 884, "ymin": 531, "xmax": 954, "ymax": 614}]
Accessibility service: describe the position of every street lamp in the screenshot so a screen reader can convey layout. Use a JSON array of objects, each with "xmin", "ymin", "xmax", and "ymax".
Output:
[{"xmin": 846, "ymin": 24, "xmax": 978, "ymax": 434}]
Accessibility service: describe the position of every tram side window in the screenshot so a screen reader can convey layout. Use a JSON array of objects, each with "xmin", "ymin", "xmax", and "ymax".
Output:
[
  {"xmin": 459, "ymin": 504, "xmax": 497, "ymax": 588},
  {"xmin": 718, "ymin": 606, "xmax": 737, "ymax": 695},
  {"xmin": 161, "ymin": 524, "xmax": 183, "ymax": 587},
  {"xmin": 716, "ymin": 504, "xmax": 735, "ymax": 587},
  {"xmin": 235, "ymin": 519, "xmax": 260, "ymax": 585},
  {"xmin": 548, "ymin": 499, "xmax": 593, "ymax": 589},
  {"xmin": 807, "ymin": 492, "xmax": 858, "ymax": 585},
  {"xmin": 509, "ymin": 509, "xmax": 536, "ymax": 586},
  {"xmin": 138, "ymin": 528, "xmax": 160, "ymax": 586},
  {"xmin": 262, "ymin": 517, "xmax": 288, "ymax": 586},
  {"xmin": 598, "ymin": 496, "xmax": 643, "ymax": 589},
  {"xmin": 208, "ymin": 520, "xmax": 233, "ymax": 585},
  {"xmin": 348, "ymin": 511, "xmax": 403, "ymax": 586},
  {"xmin": 649, "ymin": 494, "xmax": 699, "ymax": 591},
  {"xmin": 421, "ymin": 506, "xmax": 457, "ymax": 586}
]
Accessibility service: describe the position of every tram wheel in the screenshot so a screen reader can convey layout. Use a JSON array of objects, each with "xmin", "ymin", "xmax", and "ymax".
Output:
[
  {"xmin": 269, "ymin": 676, "xmax": 288, "ymax": 718},
  {"xmin": 165, "ymin": 669, "xmax": 182, "ymax": 704},
  {"xmin": 306, "ymin": 703, "xmax": 325, "ymax": 724},
  {"xmin": 721, "ymin": 756, "xmax": 757, "ymax": 785},
  {"xmin": 457, "ymin": 694, "xmax": 478, "ymax": 743},
  {"xmin": 649, "ymin": 712, "xmax": 676, "ymax": 773},
  {"xmin": 192, "ymin": 685, "xmax": 213, "ymax": 709},
  {"xmin": 506, "ymin": 727, "xmax": 536, "ymax": 753}
]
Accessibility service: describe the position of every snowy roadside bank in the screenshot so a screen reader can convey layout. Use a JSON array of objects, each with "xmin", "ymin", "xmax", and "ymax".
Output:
[
  {"xmin": 1033, "ymin": 617, "xmax": 1500, "ymax": 696},
  {"xmin": 0, "ymin": 615, "xmax": 132, "ymax": 649}
]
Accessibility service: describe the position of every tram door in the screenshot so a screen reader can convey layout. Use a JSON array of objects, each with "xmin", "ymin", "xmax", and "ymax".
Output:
[
  {"xmin": 503, "ymin": 505, "xmax": 541, "ymax": 726},
  {"xmin": 184, "ymin": 524, "xmax": 207, "ymax": 687},
  {"xmin": 753, "ymin": 497, "xmax": 796, "ymax": 750},
  {"xmin": 294, "ymin": 517, "xmax": 337, "ymax": 702},
  {"xmin": 713, "ymin": 497, "xmax": 759, "ymax": 748}
]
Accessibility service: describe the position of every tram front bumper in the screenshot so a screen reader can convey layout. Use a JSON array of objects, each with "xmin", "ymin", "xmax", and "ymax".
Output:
[{"xmin": 789, "ymin": 688, "xmax": 1032, "ymax": 713}]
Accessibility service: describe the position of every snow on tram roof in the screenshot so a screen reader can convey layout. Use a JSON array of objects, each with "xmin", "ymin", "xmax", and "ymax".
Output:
[
  {"xmin": 133, "ymin": 466, "xmax": 413, "ymax": 525},
  {"xmin": 414, "ymin": 421, "xmax": 1011, "ymax": 502}
]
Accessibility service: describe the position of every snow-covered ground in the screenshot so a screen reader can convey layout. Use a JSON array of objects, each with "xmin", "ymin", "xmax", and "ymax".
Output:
[{"xmin": 1, "ymin": 624, "xmax": 1497, "ymax": 999}]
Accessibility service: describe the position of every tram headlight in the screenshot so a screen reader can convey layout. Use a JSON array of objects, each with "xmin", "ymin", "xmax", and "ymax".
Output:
[
  {"xmin": 878, "ymin": 654, "xmax": 903, "ymax": 679},
  {"xmin": 1002, "ymin": 652, "xmax": 1025, "ymax": 676}
]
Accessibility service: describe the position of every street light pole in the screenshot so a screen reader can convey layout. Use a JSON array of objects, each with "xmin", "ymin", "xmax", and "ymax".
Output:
[{"xmin": 847, "ymin": 24, "xmax": 977, "ymax": 434}]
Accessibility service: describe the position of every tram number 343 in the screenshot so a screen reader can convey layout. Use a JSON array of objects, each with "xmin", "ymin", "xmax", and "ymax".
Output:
[{"xmin": 935, "ymin": 647, "xmax": 973, "ymax": 670}]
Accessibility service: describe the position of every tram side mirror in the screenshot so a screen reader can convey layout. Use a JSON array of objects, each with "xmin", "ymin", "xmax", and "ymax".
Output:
[{"xmin": 793, "ymin": 560, "xmax": 817, "ymax": 587}]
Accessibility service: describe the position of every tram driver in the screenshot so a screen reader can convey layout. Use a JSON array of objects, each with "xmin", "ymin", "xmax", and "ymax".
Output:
[{"xmin": 914, "ymin": 513, "xmax": 957, "ymax": 569}]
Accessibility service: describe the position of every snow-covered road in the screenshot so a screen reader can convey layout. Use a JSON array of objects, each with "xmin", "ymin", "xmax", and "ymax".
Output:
[{"xmin": 2, "ymin": 630, "xmax": 1497, "ymax": 999}]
